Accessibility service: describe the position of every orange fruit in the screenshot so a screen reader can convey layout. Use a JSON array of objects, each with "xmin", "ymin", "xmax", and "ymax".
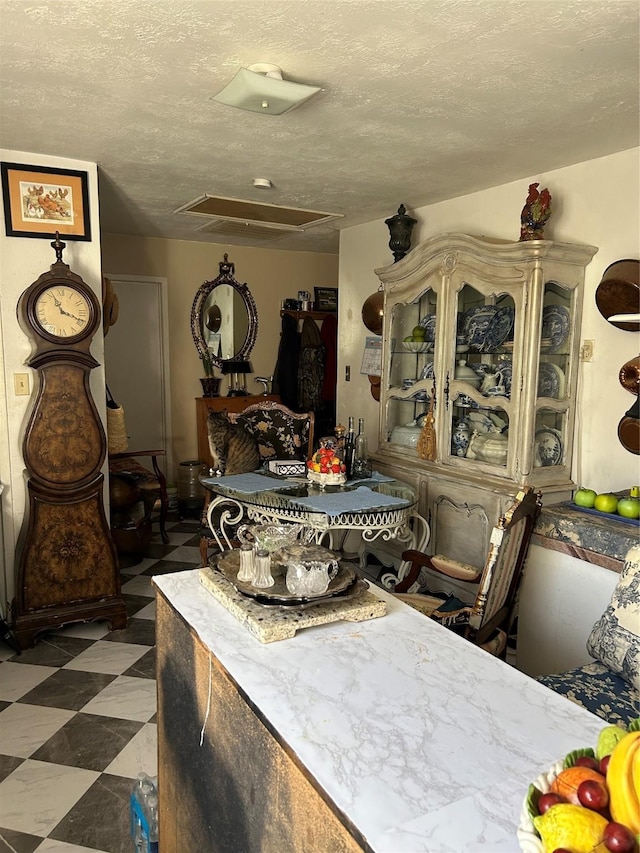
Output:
[{"xmin": 549, "ymin": 766, "xmax": 606, "ymax": 805}]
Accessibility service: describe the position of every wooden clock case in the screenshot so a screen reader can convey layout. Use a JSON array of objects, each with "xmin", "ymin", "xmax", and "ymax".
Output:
[{"xmin": 13, "ymin": 236, "xmax": 127, "ymax": 649}]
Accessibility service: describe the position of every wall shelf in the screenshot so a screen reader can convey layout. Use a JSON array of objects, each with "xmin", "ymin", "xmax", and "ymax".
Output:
[{"xmin": 280, "ymin": 309, "xmax": 336, "ymax": 322}]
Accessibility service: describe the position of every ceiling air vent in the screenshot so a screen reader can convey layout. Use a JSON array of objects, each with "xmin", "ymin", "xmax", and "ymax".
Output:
[
  {"xmin": 174, "ymin": 194, "xmax": 342, "ymax": 231},
  {"xmin": 195, "ymin": 219, "xmax": 289, "ymax": 241}
]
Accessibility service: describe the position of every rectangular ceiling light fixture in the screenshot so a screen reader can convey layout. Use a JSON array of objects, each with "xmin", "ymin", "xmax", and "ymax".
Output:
[{"xmin": 174, "ymin": 194, "xmax": 343, "ymax": 231}]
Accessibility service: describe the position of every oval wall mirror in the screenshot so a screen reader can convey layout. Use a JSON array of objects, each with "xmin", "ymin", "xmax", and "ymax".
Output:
[{"xmin": 191, "ymin": 254, "xmax": 258, "ymax": 368}]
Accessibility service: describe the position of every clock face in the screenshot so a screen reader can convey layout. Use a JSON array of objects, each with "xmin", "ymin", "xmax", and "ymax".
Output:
[{"xmin": 35, "ymin": 285, "xmax": 91, "ymax": 339}]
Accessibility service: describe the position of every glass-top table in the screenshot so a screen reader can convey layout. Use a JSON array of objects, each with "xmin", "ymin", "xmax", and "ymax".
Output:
[{"xmin": 200, "ymin": 473, "xmax": 430, "ymax": 586}]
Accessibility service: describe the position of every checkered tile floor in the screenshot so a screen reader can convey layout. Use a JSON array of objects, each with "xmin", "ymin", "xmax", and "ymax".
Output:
[{"xmin": 0, "ymin": 517, "xmax": 202, "ymax": 853}]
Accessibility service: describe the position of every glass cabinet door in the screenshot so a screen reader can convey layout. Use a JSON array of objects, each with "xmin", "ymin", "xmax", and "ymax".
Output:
[
  {"xmin": 446, "ymin": 280, "xmax": 517, "ymax": 473},
  {"xmin": 532, "ymin": 280, "xmax": 575, "ymax": 470},
  {"xmin": 386, "ymin": 287, "xmax": 438, "ymax": 447}
]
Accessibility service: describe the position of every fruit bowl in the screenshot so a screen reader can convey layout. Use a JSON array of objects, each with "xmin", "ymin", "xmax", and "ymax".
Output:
[
  {"xmin": 307, "ymin": 469, "xmax": 346, "ymax": 489},
  {"xmin": 402, "ymin": 341, "xmax": 431, "ymax": 353},
  {"xmin": 517, "ymin": 760, "xmax": 563, "ymax": 853},
  {"xmin": 518, "ymin": 723, "xmax": 640, "ymax": 853}
]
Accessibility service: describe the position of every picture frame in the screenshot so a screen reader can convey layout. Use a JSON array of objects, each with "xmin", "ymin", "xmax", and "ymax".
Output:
[
  {"xmin": 1, "ymin": 162, "xmax": 91, "ymax": 241},
  {"xmin": 314, "ymin": 286, "xmax": 338, "ymax": 312}
]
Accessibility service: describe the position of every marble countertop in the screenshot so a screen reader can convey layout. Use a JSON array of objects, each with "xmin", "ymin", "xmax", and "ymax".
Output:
[{"xmin": 154, "ymin": 570, "xmax": 604, "ymax": 852}]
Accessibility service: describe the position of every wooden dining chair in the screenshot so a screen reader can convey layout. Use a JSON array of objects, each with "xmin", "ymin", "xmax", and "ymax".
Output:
[{"xmin": 394, "ymin": 487, "xmax": 541, "ymax": 655}]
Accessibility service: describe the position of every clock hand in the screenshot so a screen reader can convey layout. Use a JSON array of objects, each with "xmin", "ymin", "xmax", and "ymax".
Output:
[{"xmin": 59, "ymin": 308, "xmax": 85, "ymax": 323}]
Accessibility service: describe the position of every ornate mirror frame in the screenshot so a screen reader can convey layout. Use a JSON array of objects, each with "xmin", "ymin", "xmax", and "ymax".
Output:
[{"xmin": 190, "ymin": 254, "xmax": 258, "ymax": 368}]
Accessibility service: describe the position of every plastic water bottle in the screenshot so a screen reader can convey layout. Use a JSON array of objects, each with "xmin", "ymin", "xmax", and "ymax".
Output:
[
  {"xmin": 147, "ymin": 794, "xmax": 159, "ymax": 853},
  {"xmin": 130, "ymin": 773, "xmax": 155, "ymax": 852}
]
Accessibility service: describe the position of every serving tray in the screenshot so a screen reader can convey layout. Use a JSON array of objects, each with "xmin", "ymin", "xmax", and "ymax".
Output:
[
  {"xmin": 199, "ymin": 567, "xmax": 387, "ymax": 643},
  {"xmin": 215, "ymin": 548, "xmax": 357, "ymax": 603}
]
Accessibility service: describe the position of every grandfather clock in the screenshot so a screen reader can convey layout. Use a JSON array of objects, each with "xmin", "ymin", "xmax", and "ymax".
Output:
[{"xmin": 13, "ymin": 235, "xmax": 127, "ymax": 649}]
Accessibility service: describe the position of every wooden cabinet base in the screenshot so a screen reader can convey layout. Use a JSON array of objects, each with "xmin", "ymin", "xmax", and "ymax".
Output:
[
  {"xmin": 156, "ymin": 592, "xmax": 365, "ymax": 853},
  {"xmin": 13, "ymin": 597, "xmax": 127, "ymax": 651}
]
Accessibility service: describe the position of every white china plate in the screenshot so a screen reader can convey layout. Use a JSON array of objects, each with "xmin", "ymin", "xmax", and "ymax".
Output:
[
  {"xmin": 541, "ymin": 304, "xmax": 570, "ymax": 352},
  {"xmin": 517, "ymin": 759, "xmax": 563, "ymax": 853},
  {"xmin": 534, "ymin": 427, "xmax": 563, "ymax": 467},
  {"xmin": 402, "ymin": 341, "xmax": 431, "ymax": 353}
]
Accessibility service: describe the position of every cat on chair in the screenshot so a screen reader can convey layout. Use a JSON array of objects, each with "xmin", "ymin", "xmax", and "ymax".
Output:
[{"xmin": 206, "ymin": 410, "xmax": 260, "ymax": 476}]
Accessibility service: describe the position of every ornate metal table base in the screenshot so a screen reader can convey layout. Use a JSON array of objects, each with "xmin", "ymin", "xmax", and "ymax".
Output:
[{"xmin": 205, "ymin": 493, "xmax": 430, "ymax": 588}]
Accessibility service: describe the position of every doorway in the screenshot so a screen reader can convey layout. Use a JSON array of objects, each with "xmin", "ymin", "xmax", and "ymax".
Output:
[{"xmin": 103, "ymin": 275, "xmax": 173, "ymax": 478}]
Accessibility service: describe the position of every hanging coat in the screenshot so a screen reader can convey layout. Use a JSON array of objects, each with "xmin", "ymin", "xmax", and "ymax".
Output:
[
  {"xmin": 320, "ymin": 313, "xmax": 337, "ymax": 402},
  {"xmin": 297, "ymin": 317, "xmax": 325, "ymax": 412},
  {"xmin": 272, "ymin": 313, "xmax": 300, "ymax": 411}
]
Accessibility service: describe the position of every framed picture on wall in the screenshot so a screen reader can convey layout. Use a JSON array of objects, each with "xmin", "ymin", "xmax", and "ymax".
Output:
[
  {"xmin": 314, "ymin": 286, "xmax": 338, "ymax": 312},
  {"xmin": 1, "ymin": 162, "xmax": 91, "ymax": 240}
]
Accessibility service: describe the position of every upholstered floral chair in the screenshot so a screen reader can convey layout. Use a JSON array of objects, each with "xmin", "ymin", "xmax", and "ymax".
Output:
[
  {"xmin": 232, "ymin": 401, "xmax": 314, "ymax": 463},
  {"xmin": 537, "ymin": 544, "xmax": 640, "ymax": 726},
  {"xmin": 199, "ymin": 401, "xmax": 315, "ymax": 564}
]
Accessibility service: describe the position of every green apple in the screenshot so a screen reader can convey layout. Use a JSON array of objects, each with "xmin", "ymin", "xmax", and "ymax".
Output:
[
  {"xmin": 574, "ymin": 487, "xmax": 597, "ymax": 508},
  {"xmin": 403, "ymin": 335, "xmax": 414, "ymax": 342},
  {"xmin": 596, "ymin": 724, "xmax": 628, "ymax": 759},
  {"xmin": 594, "ymin": 493, "xmax": 619, "ymax": 514},
  {"xmin": 617, "ymin": 496, "xmax": 640, "ymax": 519},
  {"xmin": 412, "ymin": 325, "xmax": 426, "ymax": 339}
]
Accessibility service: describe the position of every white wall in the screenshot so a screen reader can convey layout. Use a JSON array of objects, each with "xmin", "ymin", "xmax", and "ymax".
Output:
[
  {"xmin": 0, "ymin": 149, "xmax": 103, "ymax": 614},
  {"xmin": 517, "ymin": 546, "xmax": 619, "ymax": 676},
  {"xmin": 337, "ymin": 148, "xmax": 640, "ymax": 493}
]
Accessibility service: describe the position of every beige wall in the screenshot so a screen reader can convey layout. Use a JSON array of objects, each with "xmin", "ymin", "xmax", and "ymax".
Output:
[
  {"xmin": 337, "ymin": 147, "xmax": 640, "ymax": 494},
  {"xmin": 100, "ymin": 234, "xmax": 338, "ymax": 478}
]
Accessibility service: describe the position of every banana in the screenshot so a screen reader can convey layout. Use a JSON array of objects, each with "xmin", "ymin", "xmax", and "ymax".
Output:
[{"xmin": 608, "ymin": 730, "xmax": 640, "ymax": 834}]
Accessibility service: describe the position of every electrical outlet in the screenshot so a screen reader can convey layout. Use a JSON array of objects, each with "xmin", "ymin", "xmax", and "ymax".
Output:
[
  {"xmin": 580, "ymin": 340, "xmax": 594, "ymax": 362},
  {"xmin": 14, "ymin": 373, "xmax": 30, "ymax": 395}
]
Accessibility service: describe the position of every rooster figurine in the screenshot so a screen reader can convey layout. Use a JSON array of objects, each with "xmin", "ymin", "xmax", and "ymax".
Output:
[{"xmin": 519, "ymin": 182, "xmax": 552, "ymax": 241}]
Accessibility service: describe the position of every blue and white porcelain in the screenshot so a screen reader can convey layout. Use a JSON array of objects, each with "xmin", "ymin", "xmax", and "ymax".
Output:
[
  {"xmin": 537, "ymin": 362, "xmax": 563, "ymax": 399},
  {"xmin": 497, "ymin": 358, "xmax": 513, "ymax": 398},
  {"xmin": 451, "ymin": 419, "xmax": 471, "ymax": 457},
  {"xmin": 464, "ymin": 306, "xmax": 499, "ymax": 351},
  {"xmin": 483, "ymin": 306, "xmax": 515, "ymax": 351},
  {"xmin": 534, "ymin": 427, "xmax": 563, "ymax": 467},
  {"xmin": 420, "ymin": 361, "xmax": 435, "ymax": 380},
  {"xmin": 541, "ymin": 304, "xmax": 570, "ymax": 353},
  {"xmin": 419, "ymin": 314, "xmax": 437, "ymax": 342}
]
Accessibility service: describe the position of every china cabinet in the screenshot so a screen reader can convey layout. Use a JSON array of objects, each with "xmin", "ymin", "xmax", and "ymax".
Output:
[{"xmin": 373, "ymin": 233, "xmax": 598, "ymax": 574}]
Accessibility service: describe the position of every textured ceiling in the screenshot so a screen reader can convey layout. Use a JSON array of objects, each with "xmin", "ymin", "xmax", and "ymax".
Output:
[{"xmin": 1, "ymin": 0, "xmax": 638, "ymax": 254}]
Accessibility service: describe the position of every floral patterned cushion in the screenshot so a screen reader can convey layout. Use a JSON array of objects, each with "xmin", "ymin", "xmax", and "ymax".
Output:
[
  {"xmin": 586, "ymin": 544, "xmax": 640, "ymax": 692},
  {"xmin": 235, "ymin": 409, "xmax": 310, "ymax": 461},
  {"xmin": 537, "ymin": 662, "xmax": 639, "ymax": 726}
]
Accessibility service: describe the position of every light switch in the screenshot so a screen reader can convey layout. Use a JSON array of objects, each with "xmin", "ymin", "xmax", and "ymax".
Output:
[{"xmin": 14, "ymin": 373, "xmax": 30, "ymax": 395}]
